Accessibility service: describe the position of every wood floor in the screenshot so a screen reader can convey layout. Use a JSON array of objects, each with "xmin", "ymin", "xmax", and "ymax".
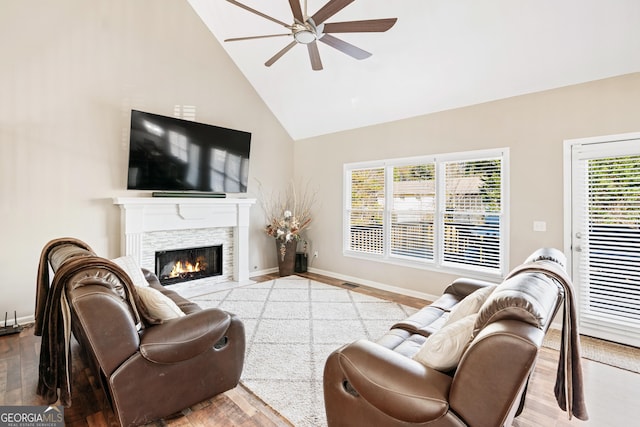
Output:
[{"xmin": 2, "ymin": 271, "xmax": 639, "ymax": 426}]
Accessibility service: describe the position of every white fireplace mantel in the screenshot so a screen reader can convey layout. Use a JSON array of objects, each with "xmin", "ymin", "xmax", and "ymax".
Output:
[{"xmin": 113, "ymin": 197, "xmax": 255, "ymax": 282}]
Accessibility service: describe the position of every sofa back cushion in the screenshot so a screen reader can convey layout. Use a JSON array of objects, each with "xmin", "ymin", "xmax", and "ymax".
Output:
[
  {"xmin": 473, "ymin": 271, "xmax": 563, "ymax": 336},
  {"xmin": 48, "ymin": 244, "xmax": 94, "ymax": 271}
]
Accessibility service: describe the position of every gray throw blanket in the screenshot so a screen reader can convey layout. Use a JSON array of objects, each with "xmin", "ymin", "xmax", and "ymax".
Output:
[{"xmin": 507, "ymin": 260, "xmax": 589, "ymax": 421}]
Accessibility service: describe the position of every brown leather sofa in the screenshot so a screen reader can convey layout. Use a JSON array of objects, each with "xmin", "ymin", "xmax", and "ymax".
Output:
[
  {"xmin": 324, "ymin": 248, "xmax": 568, "ymax": 427},
  {"xmin": 37, "ymin": 239, "xmax": 245, "ymax": 426}
]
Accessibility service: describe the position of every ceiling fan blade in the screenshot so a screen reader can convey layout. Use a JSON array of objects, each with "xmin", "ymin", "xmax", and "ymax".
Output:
[
  {"xmin": 289, "ymin": 0, "xmax": 304, "ymax": 23},
  {"xmin": 307, "ymin": 41, "xmax": 323, "ymax": 71},
  {"xmin": 323, "ymin": 18, "xmax": 397, "ymax": 33},
  {"xmin": 226, "ymin": 0, "xmax": 290, "ymax": 28},
  {"xmin": 265, "ymin": 41, "xmax": 298, "ymax": 67},
  {"xmin": 311, "ymin": 0, "xmax": 355, "ymax": 25},
  {"xmin": 225, "ymin": 34, "xmax": 291, "ymax": 42},
  {"xmin": 318, "ymin": 34, "xmax": 371, "ymax": 60}
]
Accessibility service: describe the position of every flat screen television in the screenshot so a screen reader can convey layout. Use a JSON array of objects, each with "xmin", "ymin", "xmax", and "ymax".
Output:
[{"xmin": 126, "ymin": 110, "xmax": 252, "ymax": 194}]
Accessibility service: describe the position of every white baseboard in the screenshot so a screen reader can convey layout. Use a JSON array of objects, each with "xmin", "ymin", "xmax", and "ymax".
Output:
[
  {"xmin": 307, "ymin": 267, "xmax": 440, "ymax": 303},
  {"xmin": 248, "ymin": 267, "xmax": 438, "ymax": 303},
  {"xmin": 5, "ymin": 314, "xmax": 35, "ymax": 327},
  {"xmin": 250, "ymin": 267, "xmax": 279, "ymax": 277}
]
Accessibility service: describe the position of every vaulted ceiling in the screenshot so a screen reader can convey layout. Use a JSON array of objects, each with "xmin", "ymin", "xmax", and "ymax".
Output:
[{"xmin": 188, "ymin": 0, "xmax": 640, "ymax": 140}]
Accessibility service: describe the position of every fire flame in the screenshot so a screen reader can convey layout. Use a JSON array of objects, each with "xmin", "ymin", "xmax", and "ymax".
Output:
[{"xmin": 168, "ymin": 260, "xmax": 202, "ymax": 278}]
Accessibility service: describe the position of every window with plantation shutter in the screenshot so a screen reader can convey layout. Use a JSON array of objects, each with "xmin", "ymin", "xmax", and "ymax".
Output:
[
  {"xmin": 347, "ymin": 167, "xmax": 385, "ymax": 255},
  {"xmin": 569, "ymin": 135, "xmax": 640, "ymax": 347},
  {"xmin": 391, "ymin": 163, "xmax": 436, "ymax": 260},
  {"xmin": 442, "ymin": 158, "xmax": 502, "ymax": 271},
  {"xmin": 344, "ymin": 149, "xmax": 508, "ymax": 277}
]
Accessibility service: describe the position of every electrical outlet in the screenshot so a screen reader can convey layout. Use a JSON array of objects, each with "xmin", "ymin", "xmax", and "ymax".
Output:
[{"xmin": 313, "ymin": 251, "xmax": 319, "ymax": 258}]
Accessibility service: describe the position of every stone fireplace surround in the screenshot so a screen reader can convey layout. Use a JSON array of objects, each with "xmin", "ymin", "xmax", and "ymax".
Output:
[{"xmin": 113, "ymin": 197, "xmax": 255, "ymax": 285}]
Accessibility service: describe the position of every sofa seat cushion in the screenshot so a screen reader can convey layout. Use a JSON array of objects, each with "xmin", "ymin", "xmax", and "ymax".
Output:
[
  {"xmin": 140, "ymin": 308, "xmax": 231, "ymax": 364},
  {"xmin": 376, "ymin": 329, "xmax": 428, "ymax": 358},
  {"xmin": 375, "ymin": 328, "xmax": 413, "ymax": 350},
  {"xmin": 391, "ymin": 306, "xmax": 449, "ymax": 337}
]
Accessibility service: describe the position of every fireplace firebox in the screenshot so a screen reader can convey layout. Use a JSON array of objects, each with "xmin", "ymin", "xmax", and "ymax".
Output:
[{"xmin": 155, "ymin": 245, "xmax": 222, "ymax": 286}]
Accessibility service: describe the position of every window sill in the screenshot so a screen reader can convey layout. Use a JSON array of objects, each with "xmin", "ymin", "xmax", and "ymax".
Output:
[{"xmin": 343, "ymin": 250, "xmax": 505, "ymax": 282}]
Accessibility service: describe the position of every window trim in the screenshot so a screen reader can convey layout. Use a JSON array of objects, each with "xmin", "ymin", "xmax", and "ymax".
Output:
[{"xmin": 343, "ymin": 148, "xmax": 510, "ymax": 279}]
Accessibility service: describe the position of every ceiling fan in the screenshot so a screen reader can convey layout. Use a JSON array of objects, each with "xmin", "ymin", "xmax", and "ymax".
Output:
[{"xmin": 224, "ymin": 0, "xmax": 397, "ymax": 71}]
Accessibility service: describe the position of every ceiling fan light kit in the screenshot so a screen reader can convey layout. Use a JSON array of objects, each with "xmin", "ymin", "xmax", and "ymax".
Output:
[
  {"xmin": 224, "ymin": 0, "xmax": 397, "ymax": 71},
  {"xmin": 293, "ymin": 21, "xmax": 318, "ymax": 44}
]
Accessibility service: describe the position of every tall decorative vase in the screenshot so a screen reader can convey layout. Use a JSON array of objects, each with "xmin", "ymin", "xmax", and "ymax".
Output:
[{"xmin": 276, "ymin": 239, "xmax": 297, "ymax": 277}]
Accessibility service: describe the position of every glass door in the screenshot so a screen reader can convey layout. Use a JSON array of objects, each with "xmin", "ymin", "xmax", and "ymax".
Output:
[{"xmin": 568, "ymin": 134, "xmax": 640, "ymax": 347}]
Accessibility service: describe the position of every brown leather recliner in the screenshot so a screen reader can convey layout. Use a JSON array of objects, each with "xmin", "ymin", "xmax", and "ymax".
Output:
[
  {"xmin": 39, "ymin": 240, "xmax": 245, "ymax": 427},
  {"xmin": 323, "ymin": 249, "xmax": 568, "ymax": 427}
]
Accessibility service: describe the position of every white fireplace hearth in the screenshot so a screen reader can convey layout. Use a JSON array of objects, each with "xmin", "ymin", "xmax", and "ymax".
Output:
[{"xmin": 113, "ymin": 197, "xmax": 255, "ymax": 285}]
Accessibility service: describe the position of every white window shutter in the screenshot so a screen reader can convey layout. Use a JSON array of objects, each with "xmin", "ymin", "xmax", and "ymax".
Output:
[
  {"xmin": 347, "ymin": 167, "xmax": 385, "ymax": 255},
  {"xmin": 441, "ymin": 158, "xmax": 502, "ymax": 271},
  {"xmin": 390, "ymin": 163, "xmax": 436, "ymax": 261}
]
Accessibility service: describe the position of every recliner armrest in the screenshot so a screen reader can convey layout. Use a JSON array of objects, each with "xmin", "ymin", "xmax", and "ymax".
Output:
[
  {"xmin": 140, "ymin": 308, "xmax": 231, "ymax": 364},
  {"xmin": 328, "ymin": 339, "xmax": 453, "ymax": 423},
  {"xmin": 444, "ymin": 277, "xmax": 497, "ymax": 299}
]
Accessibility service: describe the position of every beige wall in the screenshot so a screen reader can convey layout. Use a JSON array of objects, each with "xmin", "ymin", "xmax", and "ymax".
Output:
[
  {"xmin": 296, "ymin": 73, "xmax": 640, "ymax": 298},
  {"xmin": 0, "ymin": 0, "xmax": 294, "ymax": 322},
  {"xmin": 2, "ymin": 0, "xmax": 639, "ymax": 321}
]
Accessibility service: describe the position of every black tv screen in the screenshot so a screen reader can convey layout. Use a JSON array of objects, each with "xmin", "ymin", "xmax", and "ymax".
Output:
[{"xmin": 127, "ymin": 110, "xmax": 251, "ymax": 193}]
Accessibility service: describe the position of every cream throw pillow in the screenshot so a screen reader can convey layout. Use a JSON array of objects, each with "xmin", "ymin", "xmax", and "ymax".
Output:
[
  {"xmin": 135, "ymin": 286, "xmax": 185, "ymax": 320},
  {"xmin": 413, "ymin": 314, "xmax": 478, "ymax": 371},
  {"xmin": 445, "ymin": 285, "xmax": 496, "ymax": 326},
  {"xmin": 112, "ymin": 255, "xmax": 149, "ymax": 287}
]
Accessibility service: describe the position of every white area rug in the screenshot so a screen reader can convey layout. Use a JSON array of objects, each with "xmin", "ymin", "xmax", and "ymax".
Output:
[{"xmin": 187, "ymin": 276, "xmax": 419, "ymax": 426}]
